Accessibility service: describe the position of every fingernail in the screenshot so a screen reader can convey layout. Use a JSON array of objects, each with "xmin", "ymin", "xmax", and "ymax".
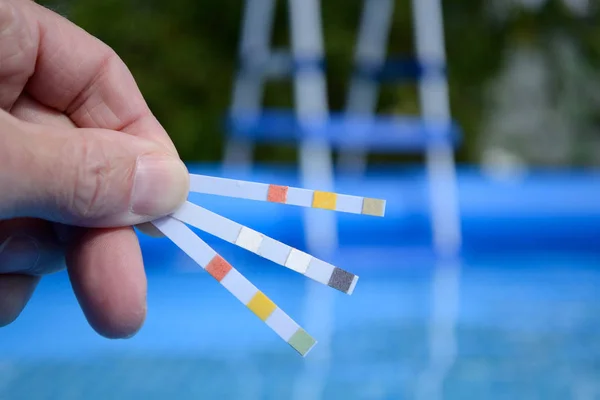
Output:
[
  {"xmin": 0, "ymin": 236, "xmax": 40, "ymax": 274},
  {"xmin": 131, "ymin": 155, "xmax": 189, "ymax": 217}
]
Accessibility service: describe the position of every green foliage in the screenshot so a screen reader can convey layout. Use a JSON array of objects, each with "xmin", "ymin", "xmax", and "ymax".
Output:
[{"xmin": 38, "ymin": 0, "xmax": 600, "ymax": 164}]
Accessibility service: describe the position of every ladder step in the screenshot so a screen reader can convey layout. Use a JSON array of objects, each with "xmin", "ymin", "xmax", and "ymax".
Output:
[
  {"xmin": 354, "ymin": 58, "xmax": 446, "ymax": 82},
  {"xmin": 239, "ymin": 50, "xmax": 325, "ymax": 78},
  {"xmin": 225, "ymin": 109, "xmax": 460, "ymax": 151}
]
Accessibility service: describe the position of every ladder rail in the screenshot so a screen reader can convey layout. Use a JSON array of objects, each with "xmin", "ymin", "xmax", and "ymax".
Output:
[
  {"xmin": 338, "ymin": 0, "xmax": 395, "ymax": 174},
  {"xmin": 223, "ymin": 0, "xmax": 277, "ymax": 171},
  {"xmin": 288, "ymin": 0, "xmax": 338, "ymax": 257},
  {"xmin": 412, "ymin": 0, "xmax": 461, "ymax": 255}
]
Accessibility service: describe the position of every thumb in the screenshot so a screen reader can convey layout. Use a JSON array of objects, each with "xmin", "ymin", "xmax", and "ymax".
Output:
[{"xmin": 0, "ymin": 113, "xmax": 189, "ymax": 227}]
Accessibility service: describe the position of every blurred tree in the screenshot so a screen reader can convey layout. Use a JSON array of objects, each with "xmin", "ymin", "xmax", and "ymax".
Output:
[
  {"xmin": 479, "ymin": 0, "xmax": 600, "ymax": 167},
  {"xmin": 36, "ymin": 0, "xmax": 599, "ymax": 166}
]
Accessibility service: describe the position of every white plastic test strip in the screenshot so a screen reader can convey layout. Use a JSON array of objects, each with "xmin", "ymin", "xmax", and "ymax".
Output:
[
  {"xmin": 151, "ymin": 216, "xmax": 317, "ymax": 357},
  {"xmin": 151, "ymin": 173, "xmax": 386, "ymax": 356},
  {"xmin": 189, "ymin": 174, "xmax": 386, "ymax": 217},
  {"xmin": 172, "ymin": 201, "xmax": 359, "ymax": 294}
]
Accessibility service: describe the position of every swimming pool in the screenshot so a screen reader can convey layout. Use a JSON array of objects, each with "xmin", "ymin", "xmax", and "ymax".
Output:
[{"xmin": 1, "ymin": 165, "xmax": 599, "ymax": 399}]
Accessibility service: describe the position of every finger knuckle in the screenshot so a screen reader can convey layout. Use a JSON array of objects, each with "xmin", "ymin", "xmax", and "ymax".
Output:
[
  {"xmin": 67, "ymin": 135, "xmax": 115, "ymax": 220},
  {"xmin": 0, "ymin": 1, "xmax": 37, "ymax": 79}
]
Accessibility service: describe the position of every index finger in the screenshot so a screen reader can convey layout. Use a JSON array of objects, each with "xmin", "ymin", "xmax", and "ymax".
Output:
[{"xmin": 16, "ymin": 0, "xmax": 177, "ymax": 152}]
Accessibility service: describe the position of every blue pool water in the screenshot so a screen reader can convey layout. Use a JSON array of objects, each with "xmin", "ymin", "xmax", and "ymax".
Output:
[{"xmin": 0, "ymin": 165, "xmax": 599, "ymax": 399}]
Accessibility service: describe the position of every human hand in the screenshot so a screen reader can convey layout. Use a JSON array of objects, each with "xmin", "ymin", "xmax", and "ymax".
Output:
[{"xmin": 0, "ymin": 0, "xmax": 189, "ymax": 337}]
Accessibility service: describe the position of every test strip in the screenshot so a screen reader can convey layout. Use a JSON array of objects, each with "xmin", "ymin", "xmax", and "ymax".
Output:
[
  {"xmin": 171, "ymin": 201, "xmax": 359, "ymax": 294},
  {"xmin": 151, "ymin": 216, "xmax": 317, "ymax": 356},
  {"xmin": 189, "ymin": 174, "xmax": 386, "ymax": 217}
]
